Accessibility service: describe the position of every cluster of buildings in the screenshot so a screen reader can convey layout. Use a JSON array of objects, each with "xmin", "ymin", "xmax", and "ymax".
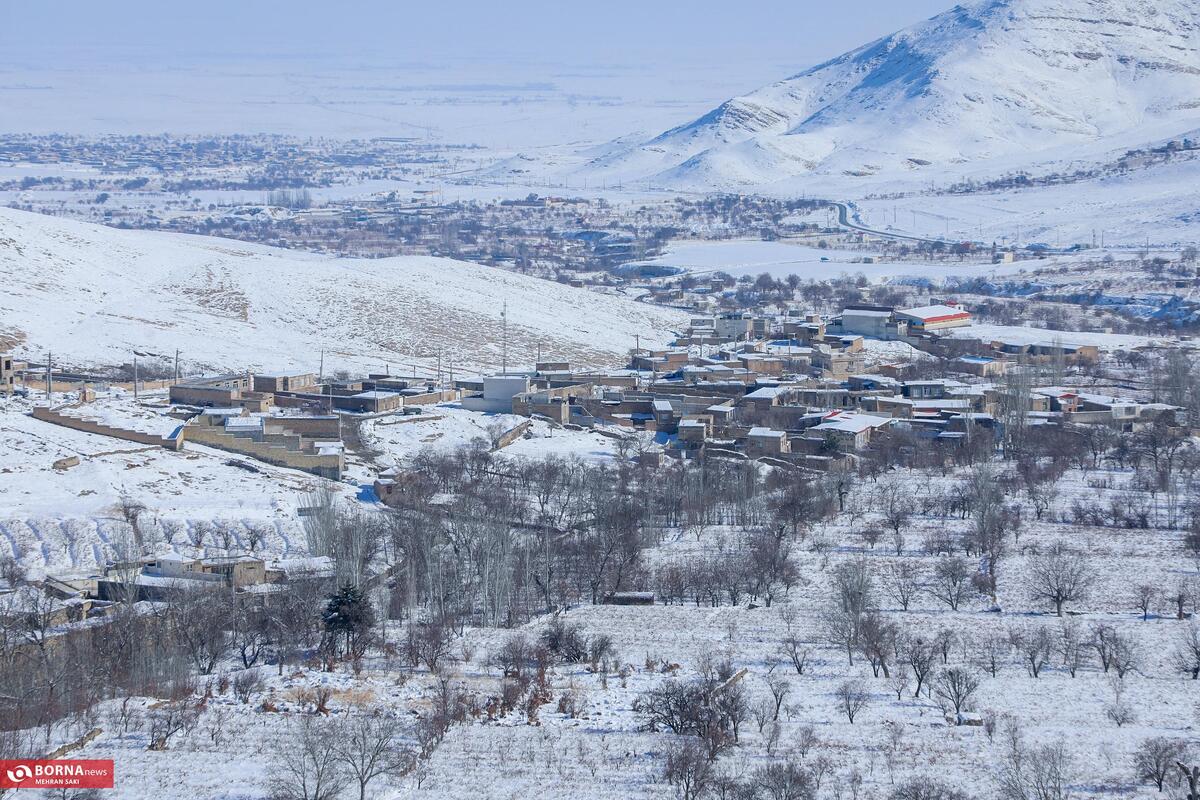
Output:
[
  {"xmin": 450, "ymin": 305, "xmax": 1176, "ymax": 471},
  {"xmin": 163, "ymin": 371, "xmax": 461, "ymax": 479},
  {"xmin": 0, "ymin": 553, "xmax": 337, "ymax": 627}
]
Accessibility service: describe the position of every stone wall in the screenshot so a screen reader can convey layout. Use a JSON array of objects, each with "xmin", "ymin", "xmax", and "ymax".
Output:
[
  {"xmin": 31, "ymin": 406, "xmax": 183, "ymax": 450},
  {"xmin": 184, "ymin": 421, "xmax": 342, "ymax": 479}
]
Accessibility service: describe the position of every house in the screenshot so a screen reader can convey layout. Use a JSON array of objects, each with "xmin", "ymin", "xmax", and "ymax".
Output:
[
  {"xmin": 902, "ymin": 381, "xmax": 948, "ymax": 400},
  {"xmin": 743, "ymin": 385, "xmax": 791, "ymax": 411},
  {"xmin": 715, "ymin": 313, "xmax": 754, "ymax": 341},
  {"xmin": 746, "ymin": 427, "xmax": 790, "ymax": 457},
  {"xmin": 0, "ymin": 353, "xmax": 14, "ymax": 393},
  {"xmin": 955, "ymin": 356, "xmax": 1008, "ymax": 377},
  {"xmin": 141, "ymin": 554, "xmax": 267, "ymax": 588},
  {"xmin": 848, "ymin": 374, "xmax": 901, "ymax": 393},
  {"xmin": 97, "ymin": 554, "xmax": 271, "ymax": 601},
  {"xmin": 652, "ymin": 399, "xmax": 677, "ymax": 432},
  {"xmin": 810, "ymin": 410, "xmax": 894, "ymax": 450},
  {"xmin": 812, "ymin": 344, "xmax": 866, "ymax": 379},
  {"xmin": 895, "ymin": 304, "xmax": 972, "ymax": 332},
  {"xmin": 462, "ymin": 375, "xmax": 533, "ymax": 413},
  {"xmin": 0, "ymin": 584, "xmax": 98, "ymax": 627},
  {"xmin": 677, "ymin": 418, "xmax": 709, "ymax": 447},
  {"xmin": 253, "ymin": 373, "xmax": 318, "ymax": 393},
  {"xmin": 838, "ymin": 308, "xmax": 899, "ymax": 339},
  {"xmin": 169, "ymin": 374, "xmax": 253, "ymax": 407}
]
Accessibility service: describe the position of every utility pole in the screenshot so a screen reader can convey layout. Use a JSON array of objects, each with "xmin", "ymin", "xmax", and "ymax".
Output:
[
  {"xmin": 133, "ymin": 356, "xmax": 139, "ymax": 402},
  {"xmin": 501, "ymin": 300, "xmax": 508, "ymax": 376},
  {"xmin": 318, "ymin": 349, "xmax": 325, "ymax": 384},
  {"xmin": 45, "ymin": 351, "xmax": 52, "ymax": 400},
  {"xmin": 174, "ymin": 349, "xmax": 180, "ymax": 385}
]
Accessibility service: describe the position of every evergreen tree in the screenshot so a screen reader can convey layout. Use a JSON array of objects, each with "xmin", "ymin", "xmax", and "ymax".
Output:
[{"xmin": 322, "ymin": 584, "xmax": 376, "ymax": 658}]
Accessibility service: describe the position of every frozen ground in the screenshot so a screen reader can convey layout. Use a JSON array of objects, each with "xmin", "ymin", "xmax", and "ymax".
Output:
[
  {"xmin": 0, "ymin": 394, "xmax": 351, "ymax": 577},
  {"xmin": 0, "ymin": 392, "xmax": 635, "ymax": 577},
  {"xmin": 21, "ymin": 459, "xmax": 1200, "ymax": 799},
  {"xmin": 853, "ymin": 157, "xmax": 1200, "ymax": 250},
  {"xmin": 943, "ymin": 323, "xmax": 1183, "ymax": 350},
  {"xmin": 0, "ymin": 207, "xmax": 687, "ymax": 375},
  {"xmin": 637, "ymin": 239, "xmax": 1031, "ymax": 282},
  {"xmin": 359, "ymin": 403, "xmax": 633, "ymax": 470}
]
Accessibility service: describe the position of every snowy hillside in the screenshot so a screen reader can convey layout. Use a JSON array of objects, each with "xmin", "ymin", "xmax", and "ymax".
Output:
[
  {"xmin": 0, "ymin": 208, "xmax": 686, "ymax": 374},
  {"xmin": 573, "ymin": 0, "xmax": 1200, "ymax": 189}
]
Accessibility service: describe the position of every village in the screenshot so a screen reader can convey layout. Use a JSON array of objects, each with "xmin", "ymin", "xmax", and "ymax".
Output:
[{"xmin": 2, "ymin": 285, "xmax": 1187, "ymax": 611}]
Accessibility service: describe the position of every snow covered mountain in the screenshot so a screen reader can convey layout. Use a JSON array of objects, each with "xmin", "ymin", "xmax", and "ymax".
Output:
[
  {"xmin": 0, "ymin": 208, "xmax": 685, "ymax": 374},
  {"xmin": 577, "ymin": 0, "xmax": 1200, "ymax": 188}
]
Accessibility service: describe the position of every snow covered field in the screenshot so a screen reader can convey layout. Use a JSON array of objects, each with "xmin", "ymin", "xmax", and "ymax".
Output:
[
  {"xmin": 944, "ymin": 323, "xmax": 1181, "ymax": 351},
  {"xmin": 0, "ymin": 207, "xmax": 687, "ymax": 375},
  {"xmin": 0, "ymin": 394, "xmax": 344, "ymax": 577},
  {"xmin": 637, "ymin": 239, "xmax": 1026, "ymax": 282},
  {"xmin": 18, "ymin": 458, "xmax": 1199, "ymax": 799},
  {"xmin": 853, "ymin": 157, "xmax": 1200, "ymax": 249}
]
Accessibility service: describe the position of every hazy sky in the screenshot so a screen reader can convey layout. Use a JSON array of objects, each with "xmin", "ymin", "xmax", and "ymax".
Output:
[
  {"xmin": 0, "ymin": 1, "xmax": 958, "ymax": 141},
  {"xmin": 2, "ymin": 1, "xmax": 954, "ymax": 67}
]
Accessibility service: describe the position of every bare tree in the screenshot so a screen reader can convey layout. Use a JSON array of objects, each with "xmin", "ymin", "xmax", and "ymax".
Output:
[
  {"xmin": 899, "ymin": 634, "xmax": 938, "ymax": 697},
  {"xmin": 1174, "ymin": 622, "xmax": 1200, "ymax": 680},
  {"xmin": 934, "ymin": 667, "xmax": 980, "ymax": 722},
  {"xmin": 874, "ymin": 478, "xmax": 914, "ymax": 540},
  {"xmin": 271, "ymin": 716, "xmax": 348, "ymax": 800},
  {"xmin": 147, "ymin": 701, "xmax": 198, "ymax": 751},
  {"xmin": 1133, "ymin": 584, "xmax": 1158, "ymax": 622},
  {"xmin": 929, "ymin": 556, "xmax": 973, "ymax": 611},
  {"xmin": 663, "ymin": 738, "xmax": 714, "ymax": 800},
  {"xmin": 1133, "ymin": 738, "xmax": 1188, "ymax": 792},
  {"xmin": 1027, "ymin": 546, "xmax": 1093, "ymax": 616},
  {"xmin": 835, "ymin": 679, "xmax": 870, "ymax": 724},
  {"xmin": 890, "ymin": 777, "xmax": 972, "ymax": 800},
  {"xmin": 882, "ymin": 560, "xmax": 924, "ymax": 612},
  {"xmin": 997, "ymin": 724, "xmax": 1074, "ymax": 800},
  {"xmin": 752, "ymin": 760, "xmax": 816, "ymax": 800},
  {"xmin": 335, "ymin": 714, "xmax": 417, "ymax": 800},
  {"xmin": 889, "ymin": 663, "xmax": 912, "ymax": 700},
  {"xmin": 971, "ymin": 630, "xmax": 1009, "ymax": 678},
  {"xmin": 858, "ymin": 611, "xmax": 898, "ymax": 677},
  {"xmin": 778, "ymin": 608, "xmax": 812, "ymax": 676},
  {"xmin": 1057, "ymin": 620, "xmax": 1088, "ymax": 678},
  {"xmin": 159, "ymin": 585, "xmax": 232, "ymax": 675},
  {"xmin": 1009, "ymin": 623, "xmax": 1053, "ymax": 678}
]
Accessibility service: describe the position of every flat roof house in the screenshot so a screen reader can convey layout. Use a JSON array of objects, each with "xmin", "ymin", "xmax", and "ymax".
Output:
[
  {"xmin": 895, "ymin": 304, "xmax": 972, "ymax": 332},
  {"xmin": 0, "ymin": 353, "xmax": 13, "ymax": 393},
  {"xmin": 811, "ymin": 410, "xmax": 893, "ymax": 450},
  {"xmin": 746, "ymin": 426, "xmax": 790, "ymax": 458}
]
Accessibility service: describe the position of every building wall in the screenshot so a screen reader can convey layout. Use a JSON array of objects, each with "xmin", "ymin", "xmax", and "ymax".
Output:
[
  {"xmin": 184, "ymin": 422, "xmax": 342, "ymax": 479},
  {"xmin": 32, "ymin": 405, "xmax": 183, "ymax": 450},
  {"xmin": 170, "ymin": 384, "xmax": 240, "ymax": 406}
]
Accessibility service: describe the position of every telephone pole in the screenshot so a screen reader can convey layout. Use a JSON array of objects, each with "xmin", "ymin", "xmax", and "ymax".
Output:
[
  {"xmin": 133, "ymin": 356, "xmax": 139, "ymax": 402},
  {"xmin": 501, "ymin": 300, "xmax": 508, "ymax": 376},
  {"xmin": 45, "ymin": 351, "xmax": 52, "ymax": 400},
  {"xmin": 173, "ymin": 349, "xmax": 180, "ymax": 385}
]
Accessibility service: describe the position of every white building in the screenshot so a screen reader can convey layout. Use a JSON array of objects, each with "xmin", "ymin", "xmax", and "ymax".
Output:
[{"xmin": 462, "ymin": 375, "xmax": 532, "ymax": 413}]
